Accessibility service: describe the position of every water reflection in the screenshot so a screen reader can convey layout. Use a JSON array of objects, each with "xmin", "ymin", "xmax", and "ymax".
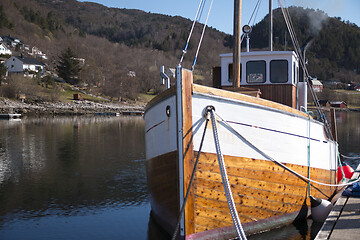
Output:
[
  {"xmin": 0, "ymin": 117, "xmax": 148, "ymax": 232},
  {"xmin": 337, "ymin": 111, "xmax": 360, "ymax": 159}
]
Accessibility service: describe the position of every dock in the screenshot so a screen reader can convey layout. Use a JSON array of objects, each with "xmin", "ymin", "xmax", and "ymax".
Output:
[
  {"xmin": 315, "ymin": 164, "xmax": 360, "ymax": 239},
  {"xmin": 0, "ymin": 113, "xmax": 21, "ymax": 119}
]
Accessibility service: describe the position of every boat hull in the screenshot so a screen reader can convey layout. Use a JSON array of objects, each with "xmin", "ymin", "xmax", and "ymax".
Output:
[{"xmin": 145, "ymin": 70, "xmax": 338, "ymax": 238}]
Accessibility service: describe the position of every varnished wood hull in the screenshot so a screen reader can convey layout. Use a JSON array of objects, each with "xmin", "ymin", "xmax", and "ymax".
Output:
[
  {"xmin": 147, "ymin": 150, "xmax": 336, "ymax": 239},
  {"xmin": 145, "ymin": 68, "xmax": 338, "ymax": 239}
]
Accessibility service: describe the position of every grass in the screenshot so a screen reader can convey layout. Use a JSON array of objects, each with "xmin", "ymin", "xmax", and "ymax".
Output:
[{"xmin": 138, "ymin": 93, "xmax": 156, "ymax": 103}]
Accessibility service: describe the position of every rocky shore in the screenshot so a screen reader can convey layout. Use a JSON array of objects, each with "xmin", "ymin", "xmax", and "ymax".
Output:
[{"xmin": 0, "ymin": 98, "xmax": 145, "ymax": 116}]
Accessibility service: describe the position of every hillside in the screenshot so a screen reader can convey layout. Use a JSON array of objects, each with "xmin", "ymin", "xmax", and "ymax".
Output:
[
  {"xmin": 0, "ymin": 0, "xmax": 231, "ymax": 99},
  {"xmin": 0, "ymin": 0, "xmax": 359, "ymax": 101}
]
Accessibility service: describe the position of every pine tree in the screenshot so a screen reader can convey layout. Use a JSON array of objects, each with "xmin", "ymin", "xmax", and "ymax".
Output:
[{"xmin": 56, "ymin": 47, "xmax": 82, "ymax": 85}]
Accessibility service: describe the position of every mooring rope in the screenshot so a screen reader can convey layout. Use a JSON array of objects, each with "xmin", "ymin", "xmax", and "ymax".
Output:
[
  {"xmin": 171, "ymin": 116, "xmax": 210, "ymax": 240},
  {"xmin": 212, "ymin": 111, "xmax": 360, "ymax": 188},
  {"xmin": 208, "ymin": 106, "xmax": 247, "ymax": 240},
  {"xmin": 341, "ymin": 154, "xmax": 360, "ymax": 160}
]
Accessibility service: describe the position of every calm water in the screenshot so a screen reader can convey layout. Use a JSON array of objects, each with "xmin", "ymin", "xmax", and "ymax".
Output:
[{"xmin": 0, "ymin": 112, "xmax": 359, "ymax": 240}]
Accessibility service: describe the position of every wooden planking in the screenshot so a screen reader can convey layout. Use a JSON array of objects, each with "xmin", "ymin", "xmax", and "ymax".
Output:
[
  {"xmin": 196, "ymin": 152, "xmax": 334, "ymax": 184},
  {"xmin": 192, "ymin": 152, "xmax": 335, "ymax": 234},
  {"xmin": 195, "ymin": 166, "xmax": 333, "ymax": 198},
  {"xmin": 195, "ymin": 197, "xmax": 282, "ymax": 220},
  {"xmin": 181, "ymin": 68, "xmax": 196, "ymax": 235},
  {"xmin": 245, "ymin": 84, "xmax": 297, "ymax": 108},
  {"xmin": 146, "ymin": 151, "xmax": 179, "ymax": 234},
  {"xmin": 195, "ymin": 185, "xmax": 303, "ymax": 213},
  {"xmin": 192, "ymin": 84, "xmax": 310, "ymax": 118},
  {"xmin": 195, "ymin": 177, "xmax": 306, "ymax": 206},
  {"xmin": 197, "ymin": 160, "xmax": 332, "ymax": 187}
]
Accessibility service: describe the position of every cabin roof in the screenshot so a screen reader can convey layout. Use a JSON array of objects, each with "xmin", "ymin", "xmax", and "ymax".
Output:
[{"xmin": 220, "ymin": 51, "xmax": 297, "ymax": 58}]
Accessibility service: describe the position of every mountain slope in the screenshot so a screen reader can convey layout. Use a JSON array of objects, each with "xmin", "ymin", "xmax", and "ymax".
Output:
[{"xmin": 1, "ymin": 0, "xmax": 359, "ymax": 100}]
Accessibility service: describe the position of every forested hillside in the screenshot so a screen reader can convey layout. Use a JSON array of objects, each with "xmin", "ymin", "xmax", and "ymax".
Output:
[
  {"xmin": 0, "ymin": 0, "xmax": 359, "ymax": 100},
  {"xmin": 0, "ymin": 0, "xmax": 231, "ymax": 99}
]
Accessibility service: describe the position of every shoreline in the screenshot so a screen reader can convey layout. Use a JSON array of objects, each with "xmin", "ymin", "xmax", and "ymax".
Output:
[
  {"xmin": 1, "ymin": 98, "xmax": 359, "ymax": 117},
  {"xmin": 0, "ymin": 98, "xmax": 145, "ymax": 116}
]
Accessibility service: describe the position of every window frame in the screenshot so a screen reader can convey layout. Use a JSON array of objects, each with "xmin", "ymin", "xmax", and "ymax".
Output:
[
  {"xmin": 246, "ymin": 60, "xmax": 266, "ymax": 84},
  {"xmin": 270, "ymin": 59, "xmax": 288, "ymax": 84}
]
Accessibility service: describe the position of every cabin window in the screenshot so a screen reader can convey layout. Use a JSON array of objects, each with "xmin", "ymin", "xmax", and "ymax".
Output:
[
  {"xmin": 246, "ymin": 61, "xmax": 266, "ymax": 83},
  {"xmin": 270, "ymin": 60, "xmax": 288, "ymax": 83},
  {"xmin": 228, "ymin": 64, "xmax": 241, "ymax": 82}
]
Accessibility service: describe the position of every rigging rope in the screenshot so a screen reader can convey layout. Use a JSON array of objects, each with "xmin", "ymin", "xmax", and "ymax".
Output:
[
  {"xmin": 179, "ymin": 0, "xmax": 206, "ymax": 66},
  {"xmin": 171, "ymin": 116, "xmax": 209, "ymax": 240},
  {"xmin": 213, "ymin": 110, "xmax": 360, "ymax": 188},
  {"xmin": 278, "ymin": 0, "xmax": 334, "ymax": 140},
  {"xmin": 240, "ymin": 0, "xmax": 262, "ymax": 44},
  {"xmin": 305, "ymin": 109, "xmax": 312, "ymax": 196},
  {"xmin": 208, "ymin": 107, "xmax": 247, "ymax": 240},
  {"xmin": 192, "ymin": 0, "xmax": 214, "ymax": 71}
]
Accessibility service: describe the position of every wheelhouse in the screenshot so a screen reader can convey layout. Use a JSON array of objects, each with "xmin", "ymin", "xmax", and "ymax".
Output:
[{"xmin": 214, "ymin": 51, "xmax": 307, "ymax": 110}]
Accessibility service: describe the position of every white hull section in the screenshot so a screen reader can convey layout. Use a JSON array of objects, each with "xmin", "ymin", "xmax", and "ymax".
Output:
[
  {"xmin": 145, "ymin": 91, "xmax": 337, "ymax": 171},
  {"xmin": 145, "ymin": 95, "xmax": 177, "ymax": 160}
]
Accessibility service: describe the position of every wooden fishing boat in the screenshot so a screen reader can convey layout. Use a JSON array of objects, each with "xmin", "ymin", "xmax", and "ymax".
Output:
[{"xmin": 145, "ymin": 1, "xmax": 339, "ymax": 239}]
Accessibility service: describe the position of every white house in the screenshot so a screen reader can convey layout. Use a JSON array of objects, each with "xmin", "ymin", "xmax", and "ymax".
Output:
[
  {"xmin": 5, "ymin": 55, "xmax": 45, "ymax": 74},
  {"xmin": 311, "ymin": 78, "xmax": 323, "ymax": 92},
  {"xmin": 1, "ymin": 35, "xmax": 23, "ymax": 49},
  {"xmin": 0, "ymin": 43, "xmax": 12, "ymax": 55}
]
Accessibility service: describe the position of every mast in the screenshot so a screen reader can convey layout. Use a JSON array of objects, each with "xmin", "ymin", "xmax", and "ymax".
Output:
[
  {"xmin": 269, "ymin": 0, "xmax": 273, "ymax": 51},
  {"xmin": 233, "ymin": 0, "xmax": 242, "ymax": 88}
]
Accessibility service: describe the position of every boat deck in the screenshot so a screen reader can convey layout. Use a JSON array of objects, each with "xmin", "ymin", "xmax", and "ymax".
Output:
[{"xmin": 315, "ymin": 164, "xmax": 360, "ymax": 240}]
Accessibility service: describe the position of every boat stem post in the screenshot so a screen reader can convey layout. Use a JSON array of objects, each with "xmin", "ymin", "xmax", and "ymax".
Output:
[{"xmin": 176, "ymin": 65, "xmax": 185, "ymax": 236}]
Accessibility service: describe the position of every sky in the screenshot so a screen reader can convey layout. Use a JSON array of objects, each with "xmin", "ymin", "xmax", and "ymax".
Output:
[{"xmin": 78, "ymin": 0, "xmax": 360, "ymax": 34}]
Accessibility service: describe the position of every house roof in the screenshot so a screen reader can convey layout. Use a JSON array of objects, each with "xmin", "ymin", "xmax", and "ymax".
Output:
[
  {"xmin": 311, "ymin": 79, "xmax": 323, "ymax": 86},
  {"xmin": 14, "ymin": 56, "xmax": 44, "ymax": 66},
  {"xmin": 330, "ymin": 101, "xmax": 347, "ymax": 105}
]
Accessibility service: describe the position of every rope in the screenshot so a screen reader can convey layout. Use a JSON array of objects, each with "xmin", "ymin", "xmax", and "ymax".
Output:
[
  {"xmin": 191, "ymin": 0, "xmax": 214, "ymax": 71},
  {"xmin": 337, "ymin": 147, "xmax": 346, "ymax": 183},
  {"xmin": 305, "ymin": 110, "xmax": 312, "ymax": 196},
  {"xmin": 213, "ymin": 111, "xmax": 360, "ymax": 188},
  {"xmin": 178, "ymin": 0, "xmax": 205, "ymax": 66},
  {"xmin": 171, "ymin": 116, "xmax": 209, "ymax": 240},
  {"xmin": 278, "ymin": 0, "xmax": 333, "ymax": 140},
  {"xmin": 341, "ymin": 154, "xmax": 360, "ymax": 160},
  {"xmin": 208, "ymin": 107, "xmax": 247, "ymax": 240}
]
